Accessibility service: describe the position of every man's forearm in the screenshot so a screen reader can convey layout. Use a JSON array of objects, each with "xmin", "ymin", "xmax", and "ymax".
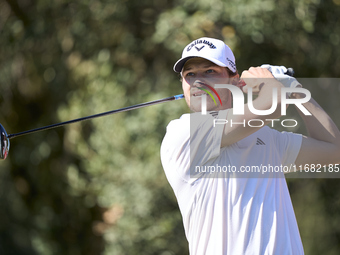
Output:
[{"xmin": 291, "ymin": 92, "xmax": 340, "ymax": 147}]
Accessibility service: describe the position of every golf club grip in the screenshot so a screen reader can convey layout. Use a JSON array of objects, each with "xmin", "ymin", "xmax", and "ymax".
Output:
[{"xmin": 285, "ymin": 68, "xmax": 294, "ymax": 77}]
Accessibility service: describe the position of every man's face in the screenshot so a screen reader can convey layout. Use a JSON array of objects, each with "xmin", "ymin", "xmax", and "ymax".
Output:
[{"xmin": 181, "ymin": 58, "xmax": 239, "ymax": 112}]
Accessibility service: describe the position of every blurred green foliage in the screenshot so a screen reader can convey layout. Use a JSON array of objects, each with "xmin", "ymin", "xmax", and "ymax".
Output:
[{"xmin": 0, "ymin": 0, "xmax": 340, "ymax": 254}]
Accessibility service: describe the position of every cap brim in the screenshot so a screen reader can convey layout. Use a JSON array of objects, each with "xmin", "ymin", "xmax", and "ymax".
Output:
[
  {"xmin": 173, "ymin": 57, "xmax": 194, "ymax": 73},
  {"xmin": 173, "ymin": 56, "xmax": 228, "ymax": 73}
]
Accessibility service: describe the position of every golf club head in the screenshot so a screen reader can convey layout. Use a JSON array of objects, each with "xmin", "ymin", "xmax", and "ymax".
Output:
[{"xmin": 0, "ymin": 124, "xmax": 10, "ymax": 160}]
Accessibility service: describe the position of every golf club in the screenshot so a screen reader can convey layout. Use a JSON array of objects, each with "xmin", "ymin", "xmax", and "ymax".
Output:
[
  {"xmin": 0, "ymin": 94, "xmax": 185, "ymax": 160},
  {"xmin": 0, "ymin": 67, "xmax": 294, "ymax": 160}
]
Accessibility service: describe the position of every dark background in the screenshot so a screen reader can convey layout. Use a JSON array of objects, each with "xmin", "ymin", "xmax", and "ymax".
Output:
[{"xmin": 1, "ymin": 0, "xmax": 340, "ymax": 254}]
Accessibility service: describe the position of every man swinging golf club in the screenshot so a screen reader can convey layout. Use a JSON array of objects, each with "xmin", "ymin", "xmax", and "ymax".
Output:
[{"xmin": 161, "ymin": 37, "xmax": 340, "ymax": 254}]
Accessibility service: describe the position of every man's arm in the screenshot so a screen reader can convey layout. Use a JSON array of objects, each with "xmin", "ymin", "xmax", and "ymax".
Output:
[
  {"xmin": 221, "ymin": 66, "xmax": 340, "ymax": 166},
  {"xmin": 292, "ymin": 92, "xmax": 340, "ymax": 166},
  {"xmin": 221, "ymin": 67, "xmax": 285, "ymax": 147},
  {"xmin": 242, "ymin": 65, "xmax": 340, "ymax": 166}
]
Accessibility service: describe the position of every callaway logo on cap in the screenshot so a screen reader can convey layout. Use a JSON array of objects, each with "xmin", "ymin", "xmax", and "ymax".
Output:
[{"xmin": 173, "ymin": 37, "xmax": 237, "ymax": 73}]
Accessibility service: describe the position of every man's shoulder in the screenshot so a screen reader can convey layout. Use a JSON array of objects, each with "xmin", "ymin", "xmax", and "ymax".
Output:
[
  {"xmin": 249, "ymin": 126, "xmax": 302, "ymax": 149},
  {"xmin": 166, "ymin": 113, "xmax": 190, "ymax": 130}
]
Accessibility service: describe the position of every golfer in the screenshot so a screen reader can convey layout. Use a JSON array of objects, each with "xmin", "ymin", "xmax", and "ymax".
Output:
[{"xmin": 161, "ymin": 37, "xmax": 340, "ymax": 254}]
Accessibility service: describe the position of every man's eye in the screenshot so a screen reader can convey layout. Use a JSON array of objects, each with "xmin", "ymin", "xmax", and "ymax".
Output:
[
  {"xmin": 206, "ymin": 69, "xmax": 215, "ymax": 74},
  {"xmin": 186, "ymin": 72, "xmax": 195, "ymax": 77}
]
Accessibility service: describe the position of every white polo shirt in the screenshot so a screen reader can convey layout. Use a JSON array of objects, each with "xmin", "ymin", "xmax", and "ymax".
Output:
[{"xmin": 161, "ymin": 110, "xmax": 304, "ymax": 255}]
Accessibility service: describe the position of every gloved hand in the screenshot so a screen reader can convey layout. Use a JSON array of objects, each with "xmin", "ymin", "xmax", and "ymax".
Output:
[{"xmin": 260, "ymin": 64, "xmax": 301, "ymax": 89}]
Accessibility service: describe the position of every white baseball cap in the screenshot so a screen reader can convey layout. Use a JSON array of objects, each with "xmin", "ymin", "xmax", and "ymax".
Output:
[{"xmin": 173, "ymin": 37, "xmax": 237, "ymax": 73}]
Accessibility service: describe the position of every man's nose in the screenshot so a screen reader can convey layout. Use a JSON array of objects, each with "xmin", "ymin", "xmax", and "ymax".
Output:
[{"xmin": 192, "ymin": 80, "xmax": 207, "ymax": 88}]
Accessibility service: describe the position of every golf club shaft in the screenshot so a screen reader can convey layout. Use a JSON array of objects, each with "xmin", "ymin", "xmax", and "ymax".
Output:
[{"xmin": 7, "ymin": 94, "xmax": 185, "ymax": 140}]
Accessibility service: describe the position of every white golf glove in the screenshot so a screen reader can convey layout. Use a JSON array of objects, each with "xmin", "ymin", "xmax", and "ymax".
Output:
[{"xmin": 261, "ymin": 64, "xmax": 301, "ymax": 89}]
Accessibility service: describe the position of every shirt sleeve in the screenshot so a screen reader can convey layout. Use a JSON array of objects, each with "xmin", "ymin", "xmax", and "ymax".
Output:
[
  {"xmin": 272, "ymin": 130, "xmax": 303, "ymax": 166},
  {"xmin": 189, "ymin": 110, "xmax": 229, "ymax": 170},
  {"xmin": 161, "ymin": 110, "xmax": 229, "ymax": 184}
]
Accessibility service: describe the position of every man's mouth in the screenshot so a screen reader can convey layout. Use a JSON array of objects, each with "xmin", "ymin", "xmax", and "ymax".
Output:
[{"xmin": 192, "ymin": 91, "xmax": 208, "ymax": 97}]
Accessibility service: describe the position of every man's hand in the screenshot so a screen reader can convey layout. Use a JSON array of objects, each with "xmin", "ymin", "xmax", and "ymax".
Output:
[
  {"xmin": 261, "ymin": 65, "xmax": 301, "ymax": 92},
  {"xmin": 239, "ymin": 67, "xmax": 279, "ymax": 94}
]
